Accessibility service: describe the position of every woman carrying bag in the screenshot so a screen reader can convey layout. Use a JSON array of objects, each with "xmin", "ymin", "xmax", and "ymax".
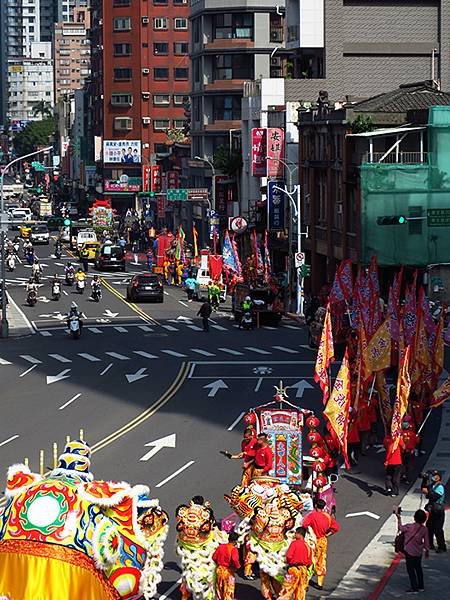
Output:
[{"xmin": 394, "ymin": 507, "xmax": 430, "ymax": 594}]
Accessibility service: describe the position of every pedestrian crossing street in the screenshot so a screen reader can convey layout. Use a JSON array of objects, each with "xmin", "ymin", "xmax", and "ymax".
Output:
[{"xmin": 0, "ymin": 342, "xmax": 314, "ymax": 369}]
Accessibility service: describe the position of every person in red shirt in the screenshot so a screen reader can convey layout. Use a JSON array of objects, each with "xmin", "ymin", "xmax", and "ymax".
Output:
[
  {"xmin": 357, "ymin": 399, "xmax": 372, "ymax": 455},
  {"xmin": 401, "ymin": 419, "xmax": 420, "ymax": 484},
  {"xmin": 278, "ymin": 527, "xmax": 313, "ymax": 600},
  {"xmin": 212, "ymin": 531, "xmax": 241, "ymax": 600},
  {"xmin": 252, "ymin": 433, "xmax": 274, "ymax": 479},
  {"xmin": 384, "ymin": 434, "xmax": 405, "ymax": 497},
  {"xmin": 302, "ymin": 499, "xmax": 340, "ymax": 590},
  {"xmin": 230, "ymin": 427, "xmax": 257, "ymax": 486}
]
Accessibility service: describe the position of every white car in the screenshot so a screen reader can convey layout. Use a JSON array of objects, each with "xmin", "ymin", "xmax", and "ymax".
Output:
[
  {"xmin": 9, "ymin": 207, "xmax": 31, "ymax": 221},
  {"xmin": 30, "ymin": 224, "xmax": 50, "ymax": 245}
]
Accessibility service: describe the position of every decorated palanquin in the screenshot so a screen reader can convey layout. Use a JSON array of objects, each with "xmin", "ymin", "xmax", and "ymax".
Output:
[
  {"xmin": 0, "ymin": 440, "xmax": 168, "ymax": 600},
  {"xmin": 175, "ymin": 499, "xmax": 225, "ymax": 600}
]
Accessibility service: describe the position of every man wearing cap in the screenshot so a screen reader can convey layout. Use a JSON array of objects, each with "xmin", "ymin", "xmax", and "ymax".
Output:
[{"xmin": 422, "ymin": 470, "xmax": 447, "ymax": 553}]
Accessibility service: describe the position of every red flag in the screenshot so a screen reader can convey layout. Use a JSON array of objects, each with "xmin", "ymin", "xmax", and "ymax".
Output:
[
  {"xmin": 430, "ymin": 375, "xmax": 450, "ymax": 409},
  {"xmin": 388, "ymin": 346, "xmax": 411, "ymax": 459},
  {"xmin": 368, "ymin": 256, "xmax": 382, "ymax": 337},
  {"xmin": 314, "ymin": 304, "xmax": 335, "ymax": 404},
  {"xmin": 323, "ymin": 349, "xmax": 351, "ymax": 468},
  {"xmin": 387, "ymin": 268, "xmax": 403, "ymax": 342}
]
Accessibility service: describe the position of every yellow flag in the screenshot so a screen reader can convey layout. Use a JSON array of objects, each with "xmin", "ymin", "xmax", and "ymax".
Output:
[
  {"xmin": 364, "ymin": 317, "xmax": 391, "ymax": 372},
  {"xmin": 324, "ymin": 349, "xmax": 351, "ymax": 467},
  {"xmin": 389, "ymin": 346, "xmax": 411, "ymax": 457},
  {"xmin": 431, "ymin": 375, "xmax": 450, "ymax": 409}
]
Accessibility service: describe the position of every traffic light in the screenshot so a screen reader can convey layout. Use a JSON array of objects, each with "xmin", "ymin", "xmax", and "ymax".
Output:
[
  {"xmin": 63, "ymin": 217, "xmax": 71, "ymax": 227},
  {"xmin": 299, "ymin": 264, "xmax": 311, "ymax": 277},
  {"xmin": 376, "ymin": 216, "xmax": 407, "ymax": 225},
  {"xmin": 47, "ymin": 217, "xmax": 64, "ymax": 229},
  {"xmin": 149, "ymin": 191, "xmax": 155, "ymax": 198}
]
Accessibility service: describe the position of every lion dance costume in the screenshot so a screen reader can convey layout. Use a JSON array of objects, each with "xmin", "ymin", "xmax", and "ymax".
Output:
[{"xmin": 0, "ymin": 440, "xmax": 168, "ymax": 600}]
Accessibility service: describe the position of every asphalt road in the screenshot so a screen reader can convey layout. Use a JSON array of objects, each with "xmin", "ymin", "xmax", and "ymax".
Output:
[{"xmin": 0, "ymin": 241, "xmax": 442, "ymax": 599}]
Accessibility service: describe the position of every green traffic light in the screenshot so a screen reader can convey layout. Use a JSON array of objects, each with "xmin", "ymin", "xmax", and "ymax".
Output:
[
  {"xmin": 63, "ymin": 218, "xmax": 71, "ymax": 227},
  {"xmin": 149, "ymin": 191, "xmax": 155, "ymax": 198},
  {"xmin": 398, "ymin": 216, "xmax": 406, "ymax": 224}
]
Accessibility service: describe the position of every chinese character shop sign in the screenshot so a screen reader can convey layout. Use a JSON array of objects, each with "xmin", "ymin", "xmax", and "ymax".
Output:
[
  {"xmin": 267, "ymin": 128, "xmax": 285, "ymax": 178},
  {"xmin": 268, "ymin": 180, "xmax": 285, "ymax": 231},
  {"xmin": 251, "ymin": 128, "xmax": 267, "ymax": 177}
]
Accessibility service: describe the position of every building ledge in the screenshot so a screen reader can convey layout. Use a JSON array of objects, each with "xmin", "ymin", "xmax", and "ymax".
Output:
[
  {"xmin": 204, "ymin": 39, "xmax": 254, "ymax": 50},
  {"xmin": 204, "ymin": 120, "xmax": 242, "ymax": 131},
  {"xmin": 204, "ymin": 79, "xmax": 247, "ymax": 91}
]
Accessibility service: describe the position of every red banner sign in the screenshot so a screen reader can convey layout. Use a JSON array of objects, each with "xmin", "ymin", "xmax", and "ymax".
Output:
[
  {"xmin": 157, "ymin": 193, "xmax": 166, "ymax": 218},
  {"xmin": 142, "ymin": 165, "xmax": 151, "ymax": 192},
  {"xmin": 166, "ymin": 170, "xmax": 179, "ymax": 189},
  {"xmin": 251, "ymin": 128, "xmax": 267, "ymax": 177},
  {"xmin": 151, "ymin": 165, "xmax": 162, "ymax": 193},
  {"xmin": 266, "ymin": 127, "xmax": 285, "ymax": 178}
]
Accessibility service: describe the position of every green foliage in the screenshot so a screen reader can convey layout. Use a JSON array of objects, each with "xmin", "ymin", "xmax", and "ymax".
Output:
[
  {"xmin": 348, "ymin": 114, "xmax": 375, "ymax": 134},
  {"xmin": 213, "ymin": 145, "xmax": 242, "ymax": 176},
  {"xmin": 31, "ymin": 101, "xmax": 53, "ymax": 120},
  {"xmin": 13, "ymin": 118, "xmax": 55, "ymax": 156}
]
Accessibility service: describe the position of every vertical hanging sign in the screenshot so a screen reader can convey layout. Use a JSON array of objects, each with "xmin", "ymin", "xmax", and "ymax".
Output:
[
  {"xmin": 251, "ymin": 128, "xmax": 267, "ymax": 177},
  {"xmin": 267, "ymin": 128, "xmax": 285, "ymax": 178},
  {"xmin": 267, "ymin": 180, "xmax": 285, "ymax": 231}
]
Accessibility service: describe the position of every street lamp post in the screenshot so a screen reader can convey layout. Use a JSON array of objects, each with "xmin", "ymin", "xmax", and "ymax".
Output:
[
  {"xmin": 194, "ymin": 155, "xmax": 216, "ymax": 212},
  {"xmin": 0, "ymin": 146, "xmax": 53, "ymax": 338}
]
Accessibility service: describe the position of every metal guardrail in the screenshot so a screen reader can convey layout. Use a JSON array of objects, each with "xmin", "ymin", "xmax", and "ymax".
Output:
[{"xmin": 363, "ymin": 151, "xmax": 429, "ymax": 164}]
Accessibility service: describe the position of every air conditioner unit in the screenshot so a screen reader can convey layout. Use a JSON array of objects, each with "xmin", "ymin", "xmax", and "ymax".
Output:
[
  {"xmin": 142, "ymin": 117, "xmax": 151, "ymax": 124},
  {"xmin": 142, "ymin": 68, "xmax": 150, "ymax": 74},
  {"xmin": 142, "ymin": 16, "xmax": 149, "ymax": 24},
  {"xmin": 141, "ymin": 92, "xmax": 150, "ymax": 99},
  {"xmin": 270, "ymin": 56, "xmax": 282, "ymax": 67}
]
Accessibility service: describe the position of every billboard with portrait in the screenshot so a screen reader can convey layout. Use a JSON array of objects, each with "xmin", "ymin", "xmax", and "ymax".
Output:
[{"xmin": 103, "ymin": 140, "xmax": 141, "ymax": 164}]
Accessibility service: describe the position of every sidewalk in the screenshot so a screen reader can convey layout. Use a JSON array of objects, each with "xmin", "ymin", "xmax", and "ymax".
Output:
[
  {"xmin": 2, "ymin": 294, "xmax": 34, "ymax": 337},
  {"xmin": 327, "ymin": 401, "xmax": 450, "ymax": 600}
]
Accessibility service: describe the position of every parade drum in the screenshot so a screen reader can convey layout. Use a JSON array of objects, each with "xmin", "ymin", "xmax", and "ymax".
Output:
[{"xmin": 256, "ymin": 408, "xmax": 303, "ymax": 485}]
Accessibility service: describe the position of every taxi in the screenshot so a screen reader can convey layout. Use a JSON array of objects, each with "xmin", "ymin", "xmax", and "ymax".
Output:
[
  {"xmin": 19, "ymin": 224, "xmax": 32, "ymax": 239},
  {"xmin": 80, "ymin": 240, "xmax": 101, "ymax": 261}
]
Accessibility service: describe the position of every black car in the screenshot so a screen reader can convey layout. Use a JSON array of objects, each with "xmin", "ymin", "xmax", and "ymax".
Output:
[
  {"xmin": 126, "ymin": 274, "xmax": 164, "ymax": 302},
  {"xmin": 94, "ymin": 244, "xmax": 126, "ymax": 271}
]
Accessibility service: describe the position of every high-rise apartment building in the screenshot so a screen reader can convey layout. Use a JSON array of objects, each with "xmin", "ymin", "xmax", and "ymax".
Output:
[{"xmin": 90, "ymin": 0, "xmax": 190, "ymax": 205}]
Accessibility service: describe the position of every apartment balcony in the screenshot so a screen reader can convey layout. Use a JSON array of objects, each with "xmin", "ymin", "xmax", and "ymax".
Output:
[
  {"xmin": 204, "ymin": 79, "xmax": 248, "ymax": 92},
  {"xmin": 204, "ymin": 38, "xmax": 254, "ymax": 51},
  {"xmin": 204, "ymin": 119, "xmax": 242, "ymax": 131},
  {"xmin": 362, "ymin": 151, "xmax": 428, "ymax": 164}
]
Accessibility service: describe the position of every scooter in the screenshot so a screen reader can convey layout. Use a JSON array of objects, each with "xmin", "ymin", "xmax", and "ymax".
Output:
[
  {"xmin": 240, "ymin": 311, "xmax": 253, "ymax": 331},
  {"xmin": 66, "ymin": 271, "xmax": 74, "ymax": 286},
  {"xmin": 55, "ymin": 246, "xmax": 62, "ymax": 259},
  {"xmin": 76, "ymin": 279, "xmax": 85, "ymax": 294},
  {"xmin": 26, "ymin": 252, "xmax": 34, "ymax": 265},
  {"xmin": 27, "ymin": 290, "xmax": 37, "ymax": 307},
  {"xmin": 52, "ymin": 281, "xmax": 61, "ymax": 301},
  {"xmin": 91, "ymin": 285, "xmax": 101, "ymax": 302},
  {"xmin": 68, "ymin": 315, "xmax": 81, "ymax": 339},
  {"xmin": 6, "ymin": 255, "xmax": 15, "ymax": 272},
  {"xmin": 33, "ymin": 270, "xmax": 41, "ymax": 284}
]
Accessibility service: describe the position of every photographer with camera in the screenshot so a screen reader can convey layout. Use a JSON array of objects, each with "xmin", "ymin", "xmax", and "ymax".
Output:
[
  {"xmin": 421, "ymin": 470, "xmax": 447, "ymax": 553},
  {"xmin": 394, "ymin": 506, "xmax": 429, "ymax": 594}
]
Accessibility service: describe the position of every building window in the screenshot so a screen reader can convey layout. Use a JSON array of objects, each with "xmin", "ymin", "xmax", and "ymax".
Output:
[
  {"xmin": 193, "ymin": 18, "xmax": 200, "ymax": 43},
  {"xmin": 173, "ymin": 0, "xmax": 188, "ymax": 4},
  {"xmin": 173, "ymin": 94, "xmax": 189, "ymax": 105},
  {"xmin": 153, "ymin": 94, "xmax": 170, "ymax": 105},
  {"xmin": 153, "ymin": 17, "xmax": 167, "ymax": 30},
  {"xmin": 173, "ymin": 119, "xmax": 185, "ymax": 129},
  {"xmin": 114, "ymin": 117, "xmax": 133, "ymax": 130},
  {"xmin": 154, "ymin": 67, "xmax": 169, "ymax": 79},
  {"xmin": 111, "ymin": 93, "xmax": 133, "ymax": 106},
  {"xmin": 155, "ymin": 143, "xmax": 169, "ymax": 154},
  {"xmin": 153, "ymin": 119, "xmax": 170, "ymax": 131},
  {"xmin": 213, "ymin": 54, "xmax": 253, "ymax": 80},
  {"xmin": 213, "ymin": 96, "xmax": 241, "ymax": 121},
  {"xmin": 174, "ymin": 67, "xmax": 188, "ymax": 80},
  {"xmin": 113, "ymin": 17, "xmax": 131, "ymax": 31},
  {"xmin": 114, "ymin": 68, "xmax": 132, "ymax": 80},
  {"xmin": 270, "ymin": 13, "xmax": 284, "ymax": 43},
  {"xmin": 213, "ymin": 13, "xmax": 253, "ymax": 40},
  {"xmin": 173, "ymin": 42, "xmax": 188, "ymax": 55},
  {"xmin": 153, "ymin": 42, "xmax": 168, "ymax": 55},
  {"xmin": 153, "ymin": 0, "xmax": 167, "ymax": 4},
  {"xmin": 114, "ymin": 43, "xmax": 132, "ymax": 56},
  {"xmin": 113, "ymin": 0, "xmax": 131, "ymax": 6},
  {"xmin": 174, "ymin": 18, "xmax": 188, "ymax": 30}
]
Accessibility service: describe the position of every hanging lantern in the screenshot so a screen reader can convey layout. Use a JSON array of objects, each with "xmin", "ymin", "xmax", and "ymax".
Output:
[
  {"xmin": 313, "ymin": 460, "xmax": 326, "ymax": 473},
  {"xmin": 310, "ymin": 446, "xmax": 324, "ymax": 459},
  {"xmin": 243, "ymin": 412, "xmax": 256, "ymax": 426},
  {"xmin": 307, "ymin": 432, "xmax": 323, "ymax": 445},
  {"xmin": 306, "ymin": 416, "xmax": 320, "ymax": 430},
  {"xmin": 313, "ymin": 475, "xmax": 328, "ymax": 489}
]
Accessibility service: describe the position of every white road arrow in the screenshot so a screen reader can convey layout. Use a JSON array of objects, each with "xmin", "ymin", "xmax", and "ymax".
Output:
[
  {"xmin": 46, "ymin": 369, "xmax": 71, "ymax": 385},
  {"xmin": 37, "ymin": 296, "xmax": 50, "ymax": 303},
  {"xmin": 139, "ymin": 434, "xmax": 176, "ymax": 461},
  {"xmin": 204, "ymin": 379, "xmax": 229, "ymax": 397},
  {"xmin": 104, "ymin": 309, "xmax": 119, "ymax": 318},
  {"xmin": 176, "ymin": 316, "xmax": 193, "ymax": 322},
  {"xmin": 53, "ymin": 313, "xmax": 66, "ymax": 321},
  {"xmin": 290, "ymin": 379, "xmax": 314, "ymax": 398},
  {"xmin": 345, "ymin": 511, "xmax": 380, "ymax": 520},
  {"xmin": 126, "ymin": 367, "xmax": 149, "ymax": 383}
]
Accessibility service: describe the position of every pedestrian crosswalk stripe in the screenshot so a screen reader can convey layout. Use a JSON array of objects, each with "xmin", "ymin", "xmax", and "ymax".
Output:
[
  {"xmin": 187, "ymin": 325, "xmax": 203, "ymax": 331},
  {"xmin": 87, "ymin": 327, "xmax": 102, "ymax": 334},
  {"xmin": 133, "ymin": 351, "xmax": 158, "ymax": 359},
  {"xmin": 162, "ymin": 325, "xmax": 178, "ymax": 332},
  {"xmin": 78, "ymin": 353, "xmax": 102, "ymax": 362},
  {"xmin": 161, "ymin": 350, "xmax": 187, "ymax": 357},
  {"xmin": 138, "ymin": 325, "xmax": 154, "ymax": 332},
  {"xmin": 39, "ymin": 330, "xmax": 52, "ymax": 336},
  {"xmin": 211, "ymin": 324, "xmax": 227, "ymax": 331},
  {"xmin": 49, "ymin": 354, "xmax": 72, "ymax": 363},
  {"xmin": 114, "ymin": 326, "xmax": 128, "ymax": 332},
  {"xmin": 190, "ymin": 349, "xmax": 215, "ymax": 357},
  {"xmin": 272, "ymin": 346, "xmax": 298, "ymax": 354},
  {"xmin": 106, "ymin": 352, "xmax": 130, "ymax": 361},
  {"xmin": 244, "ymin": 347, "xmax": 271, "ymax": 355},
  {"xmin": 218, "ymin": 347, "xmax": 243, "ymax": 356},
  {"xmin": 0, "ymin": 357, "xmax": 12, "ymax": 365},
  {"xmin": 283, "ymin": 324, "xmax": 301, "ymax": 330},
  {"xmin": 20, "ymin": 355, "xmax": 42, "ymax": 364}
]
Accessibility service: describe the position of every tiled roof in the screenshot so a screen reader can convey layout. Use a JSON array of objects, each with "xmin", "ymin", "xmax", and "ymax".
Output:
[{"xmin": 353, "ymin": 82, "xmax": 450, "ymax": 113}]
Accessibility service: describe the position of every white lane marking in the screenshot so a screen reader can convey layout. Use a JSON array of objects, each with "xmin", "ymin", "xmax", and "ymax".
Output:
[
  {"xmin": 138, "ymin": 325, "xmax": 153, "ymax": 332},
  {"xmin": 0, "ymin": 357, "xmax": 12, "ymax": 365},
  {"xmin": 272, "ymin": 346, "xmax": 299, "ymax": 354},
  {"xmin": 218, "ymin": 347, "xmax": 243, "ymax": 355},
  {"xmin": 49, "ymin": 354, "xmax": 72, "ymax": 363},
  {"xmin": 114, "ymin": 326, "xmax": 128, "ymax": 332},
  {"xmin": 188, "ymin": 325, "xmax": 203, "ymax": 331},
  {"xmin": 164, "ymin": 291, "xmax": 169, "ymax": 296},
  {"xmin": 162, "ymin": 325, "xmax": 178, "ymax": 331},
  {"xmin": 283, "ymin": 324, "xmax": 301, "ymax": 330},
  {"xmin": 19, "ymin": 364, "xmax": 37, "ymax": 377},
  {"xmin": 263, "ymin": 326, "xmax": 277, "ymax": 330},
  {"xmin": 62, "ymin": 290, "xmax": 68, "ymax": 295},
  {"xmin": 345, "ymin": 511, "xmax": 380, "ymax": 520},
  {"xmin": 0, "ymin": 434, "xmax": 19, "ymax": 447},
  {"xmin": 8, "ymin": 293, "xmax": 34, "ymax": 335},
  {"xmin": 133, "ymin": 350, "xmax": 158, "ymax": 359},
  {"xmin": 159, "ymin": 579, "xmax": 182, "ymax": 600},
  {"xmin": 87, "ymin": 327, "xmax": 102, "ymax": 334},
  {"xmin": 155, "ymin": 460, "xmax": 195, "ymax": 488},
  {"xmin": 254, "ymin": 377, "xmax": 263, "ymax": 392},
  {"xmin": 20, "ymin": 355, "xmax": 42, "ymax": 364},
  {"xmin": 188, "ymin": 363, "xmax": 196, "ymax": 378},
  {"xmin": 100, "ymin": 363, "xmax": 113, "ymax": 376},
  {"xmin": 228, "ymin": 412, "xmax": 245, "ymax": 431},
  {"xmin": 39, "ymin": 330, "xmax": 52, "ymax": 336},
  {"xmin": 46, "ymin": 369, "xmax": 71, "ymax": 385},
  {"xmin": 211, "ymin": 324, "xmax": 227, "ymax": 331},
  {"xmin": 139, "ymin": 434, "xmax": 176, "ymax": 461},
  {"xmin": 190, "ymin": 349, "xmax": 215, "ymax": 357},
  {"xmin": 59, "ymin": 393, "xmax": 82, "ymax": 410},
  {"xmin": 106, "ymin": 352, "xmax": 130, "ymax": 360},
  {"xmin": 178, "ymin": 300, "xmax": 188, "ymax": 307},
  {"xmin": 244, "ymin": 347, "xmax": 271, "ymax": 355},
  {"xmin": 126, "ymin": 368, "xmax": 149, "ymax": 383},
  {"xmin": 78, "ymin": 353, "xmax": 102, "ymax": 362},
  {"xmin": 161, "ymin": 350, "xmax": 187, "ymax": 357}
]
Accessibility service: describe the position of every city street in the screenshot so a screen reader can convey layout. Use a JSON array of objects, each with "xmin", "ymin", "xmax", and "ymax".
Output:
[{"xmin": 0, "ymin": 246, "xmax": 442, "ymax": 599}]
